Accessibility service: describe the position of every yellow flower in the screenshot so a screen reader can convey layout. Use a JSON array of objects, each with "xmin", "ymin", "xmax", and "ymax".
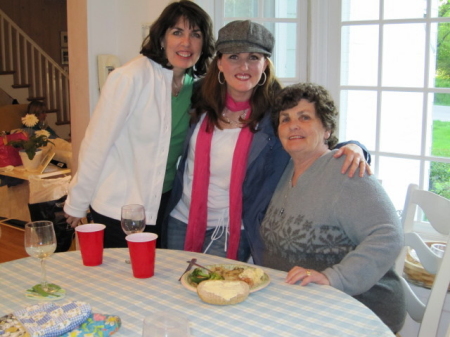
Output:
[
  {"xmin": 105, "ymin": 316, "xmax": 117, "ymax": 326},
  {"xmin": 35, "ymin": 130, "xmax": 51, "ymax": 138},
  {"xmin": 21, "ymin": 114, "xmax": 39, "ymax": 127}
]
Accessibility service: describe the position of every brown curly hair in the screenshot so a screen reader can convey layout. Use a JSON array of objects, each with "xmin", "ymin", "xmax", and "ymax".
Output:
[
  {"xmin": 140, "ymin": 0, "xmax": 214, "ymax": 77},
  {"xmin": 272, "ymin": 83, "xmax": 339, "ymax": 149}
]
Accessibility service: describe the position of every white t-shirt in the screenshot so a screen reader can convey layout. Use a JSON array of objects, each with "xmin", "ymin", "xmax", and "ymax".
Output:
[{"xmin": 171, "ymin": 115, "xmax": 241, "ymax": 227}]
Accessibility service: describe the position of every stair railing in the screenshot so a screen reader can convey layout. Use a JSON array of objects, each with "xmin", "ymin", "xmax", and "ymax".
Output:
[{"xmin": 0, "ymin": 8, "xmax": 70, "ymax": 125}]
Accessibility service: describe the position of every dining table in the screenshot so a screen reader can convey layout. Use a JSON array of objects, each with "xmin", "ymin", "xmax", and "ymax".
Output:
[{"xmin": 0, "ymin": 248, "xmax": 394, "ymax": 336}]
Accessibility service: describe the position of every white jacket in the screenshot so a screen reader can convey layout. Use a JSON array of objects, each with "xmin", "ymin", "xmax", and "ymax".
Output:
[{"xmin": 64, "ymin": 56, "xmax": 173, "ymax": 224}]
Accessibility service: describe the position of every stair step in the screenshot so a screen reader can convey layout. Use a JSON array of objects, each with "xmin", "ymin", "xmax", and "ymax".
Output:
[
  {"xmin": 0, "ymin": 71, "xmax": 15, "ymax": 75},
  {"xmin": 12, "ymin": 84, "xmax": 30, "ymax": 89}
]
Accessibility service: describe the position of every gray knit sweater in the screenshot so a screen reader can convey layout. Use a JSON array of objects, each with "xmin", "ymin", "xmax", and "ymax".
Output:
[{"xmin": 260, "ymin": 150, "xmax": 406, "ymax": 332}]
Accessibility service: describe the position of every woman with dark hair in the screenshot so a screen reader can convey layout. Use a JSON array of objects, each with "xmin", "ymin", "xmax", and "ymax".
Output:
[
  {"xmin": 64, "ymin": 0, "xmax": 214, "ymax": 248},
  {"xmin": 166, "ymin": 20, "xmax": 371, "ymax": 262}
]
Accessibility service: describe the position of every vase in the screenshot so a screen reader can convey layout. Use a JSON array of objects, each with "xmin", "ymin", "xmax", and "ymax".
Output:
[{"xmin": 19, "ymin": 149, "xmax": 43, "ymax": 171}]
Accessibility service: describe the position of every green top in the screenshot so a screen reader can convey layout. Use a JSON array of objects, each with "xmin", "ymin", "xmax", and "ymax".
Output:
[{"xmin": 162, "ymin": 72, "xmax": 194, "ymax": 193}]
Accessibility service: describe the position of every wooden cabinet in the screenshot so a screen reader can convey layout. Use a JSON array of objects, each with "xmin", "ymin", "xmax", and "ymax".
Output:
[{"xmin": 0, "ymin": 222, "xmax": 27, "ymax": 263}]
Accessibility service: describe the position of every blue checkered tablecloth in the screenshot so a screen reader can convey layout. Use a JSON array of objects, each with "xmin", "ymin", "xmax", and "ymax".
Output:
[{"xmin": 0, "ymin": 249, "xmax": 394, "ymax": 336}]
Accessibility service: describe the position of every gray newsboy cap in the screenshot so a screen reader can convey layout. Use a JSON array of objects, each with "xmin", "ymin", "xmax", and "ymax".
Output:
[{"xmin": 215, "ymin": 20, "xmax": 274, "ymax": 56}]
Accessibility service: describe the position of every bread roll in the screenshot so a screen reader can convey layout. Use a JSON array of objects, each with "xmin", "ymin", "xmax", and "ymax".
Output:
[{"xmin": 196, "ymin": 280, "xmax": 249, "ymax": 305}]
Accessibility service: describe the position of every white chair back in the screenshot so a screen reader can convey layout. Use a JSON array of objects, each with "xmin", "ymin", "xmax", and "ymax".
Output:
[{"xmin": 395, "ymin": 184, "xmax": 450, "ymax": 337}]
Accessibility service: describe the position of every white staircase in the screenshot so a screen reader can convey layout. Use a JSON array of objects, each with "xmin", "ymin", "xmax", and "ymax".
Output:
[{"xmin": 0, "ymin": 8, "xmax": 70, "ymax": 128}]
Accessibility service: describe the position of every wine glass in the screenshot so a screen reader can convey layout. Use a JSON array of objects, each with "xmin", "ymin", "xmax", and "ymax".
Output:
[
  {"xmin": 121, "ymin": 204, "xmax": 146, "ymax": 235},
  {"xmin": 38, "ymin": 119, "xmax": 48, "ymax": 130},
  {"xmin": 24, "ymin": 221, "xmax": 59, "ymax": 293},
  {"xmin": 121, "ymin": 204, "xmax": 146, "ymax": 263}
]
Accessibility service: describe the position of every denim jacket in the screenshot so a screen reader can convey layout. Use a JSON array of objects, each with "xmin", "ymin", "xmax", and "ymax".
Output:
[{"xmin": 166, "ymin": 112, "xmax": 369, "ymax": 264}]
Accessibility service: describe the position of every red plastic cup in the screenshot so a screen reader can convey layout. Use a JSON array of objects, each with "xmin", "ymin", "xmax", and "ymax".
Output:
[
  {"xmin": 126, "ymin": 233, "xmax": 158, "ymax": 278},
  {"xmin": 75, "ymin": 223, "xmax": 106, "ymax": 266}
]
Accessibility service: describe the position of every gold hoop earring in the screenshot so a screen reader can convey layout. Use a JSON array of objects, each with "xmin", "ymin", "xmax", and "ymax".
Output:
[
  {"xmin": 258, "ymin": 72, "xmax": 267, "ymax": 86},
  {"xmin": 218, "ymin": 71, "xmax": 225, "ymax": 85}
]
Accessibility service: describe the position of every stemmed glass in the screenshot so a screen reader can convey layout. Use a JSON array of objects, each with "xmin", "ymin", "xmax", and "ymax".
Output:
[
  {"xmin": 38, "ymin": 119, "xmax": 48, "ymax": 130},
  {"xmin": 121, "ymin": 204, "xmax": 146, "ymax": 263},
  {"xmin": 24, "ymin": 221, "xmax": 59, "ymax": 293},
  {"xmin": 121, "ymin": 204, "xmax": 146, "ymax": 235}
]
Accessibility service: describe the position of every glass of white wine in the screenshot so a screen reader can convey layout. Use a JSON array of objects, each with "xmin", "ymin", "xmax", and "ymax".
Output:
[
  {"xmin": 24, "ymin": 221, "xmax": 59, "ymax": 293},
  {"xmin": 121, "ymin": 204, "xmax": 146, "ymax": 264}
]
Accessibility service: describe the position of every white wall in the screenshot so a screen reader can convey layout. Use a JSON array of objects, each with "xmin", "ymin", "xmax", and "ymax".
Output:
[
  {"xmin": 86, "ymin": 0, "xmax": 170, "ymax": 112},
  {"xmin": 68, "ymin": 0, "xmax": 171, "ymax": 172}
]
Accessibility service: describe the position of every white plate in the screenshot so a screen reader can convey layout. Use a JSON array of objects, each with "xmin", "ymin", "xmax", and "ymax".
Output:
[{"xmin": 180, "ymin": 264, "xmax": 270, "ymax": 293}]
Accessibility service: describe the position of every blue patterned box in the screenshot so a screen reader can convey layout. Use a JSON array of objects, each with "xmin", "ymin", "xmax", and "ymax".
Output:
[{"xmin": 0, "ymin": 301, "xmax": 120, "ymax": 337}]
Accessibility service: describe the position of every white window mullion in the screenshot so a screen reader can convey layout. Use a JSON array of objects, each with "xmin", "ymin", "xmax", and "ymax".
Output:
[
  {"xmin": 308, "ymin": 0, "xmax": 341, "ymax": 99},
  {"xmin": 421, "ymin": 16, "xmax": 434, "ymax": 190},
  {"xmin": 374, "ymin": 8, "xmax": 383, "ymax": 173}
]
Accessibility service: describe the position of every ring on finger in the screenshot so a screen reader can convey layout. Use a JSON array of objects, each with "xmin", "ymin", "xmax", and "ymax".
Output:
[{"xmin": 306, "ymin": 270, "xmax": 311, "ymax": 277}]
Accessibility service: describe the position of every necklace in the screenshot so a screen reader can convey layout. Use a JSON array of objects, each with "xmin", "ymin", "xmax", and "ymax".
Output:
[
  {"xmin": 172, "ymin": 75, "xmax": 185, "ymax": 97},
  {"xmin": 222, "ymin": 95, "xmax": 251, "ymax": 126},
  {"xmin": 222, "ymin": 109, "xmax": 247, "ymax": 126},
  {"xmin": 279, "ymin": 178, "xmax": 293, "ymax": 215},
  {"xmin": 222, "ymin": 111, "xmax": 247, "ymax": 126}
]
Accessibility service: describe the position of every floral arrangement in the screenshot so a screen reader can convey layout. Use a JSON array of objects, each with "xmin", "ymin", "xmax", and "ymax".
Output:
[
  {"xmin": 7, "ymin": 114, "xmax": 53, "ymax": 160},
  {"xmin": 8, "ymin": 131, "xmax": 53, "ymax": 160}
]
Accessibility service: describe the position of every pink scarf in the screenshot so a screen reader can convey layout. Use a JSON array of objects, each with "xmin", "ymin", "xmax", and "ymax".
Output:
[{"xmin": 184, "ymin": 94, "xmax": 254, "ymax": 260}]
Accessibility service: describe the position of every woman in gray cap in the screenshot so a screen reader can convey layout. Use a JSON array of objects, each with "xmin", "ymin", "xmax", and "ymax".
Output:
[{"xmin": 165, "ymin": 20, "xmax": 370, "ymax": 262}]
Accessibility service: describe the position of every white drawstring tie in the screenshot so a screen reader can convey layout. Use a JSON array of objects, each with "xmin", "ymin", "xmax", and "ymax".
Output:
[{"xmin": 203, "ymin": 208, "xmax": 229, "ymax": 254}]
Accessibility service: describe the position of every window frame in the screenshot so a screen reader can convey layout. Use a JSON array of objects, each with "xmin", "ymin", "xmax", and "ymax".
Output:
[
  {"xmin": 198, "ymin": 0, "xmax": 450, "ymax": 237},
  {"xmin": 323, "ymin": 0, "xmax": 450, "ymax": 237},
  {"xmin": 195, "ymin": 0, "xmax": 309, "ymax": 86}
]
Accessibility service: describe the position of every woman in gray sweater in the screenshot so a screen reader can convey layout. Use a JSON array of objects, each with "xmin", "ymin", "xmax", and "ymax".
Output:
[{"xmin": 260, "ymin": 83, "xmax": 406, "ymax": 333}]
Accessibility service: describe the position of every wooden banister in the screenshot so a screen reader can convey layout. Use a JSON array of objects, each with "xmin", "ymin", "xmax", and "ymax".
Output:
[{"xmin": 0, "ymin": 8, "xmax": 70, "ymax": 125}]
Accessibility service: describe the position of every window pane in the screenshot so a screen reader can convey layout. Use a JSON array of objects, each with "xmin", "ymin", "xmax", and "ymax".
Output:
[
  {"xmin": 433, "ymin": 93, "xmax": 450, "ymax": 120},
  {"xmin": 339, "ymin": 90, "xmax": 377, "ymax": 150},
  {"xmin": 264, "ymin": 0, "xmax": 296, "ymax": 18},
  {"xmin": 341, "ymin": 25, "xmax": 379, "ymax": 86},
  {"xmin": 429, "ymin": 161, "xmax": 450, "ymax": 199},
  {"xmin": 434, "ymin": 23, "xmax": 450, "ymax": 89},
  {"xmin": 224, "ymin": 0, "xmax": 257, "ymax": 18},
  {"xmin": 269, "ymin": 22, "xmax": 297, "ymax": 78},
  {"xmin": 382, "ymin": 24, "xmax": 426, "ymax": 87},
  {"xmin": 378, "ymin": 157, "xmax": 420, "ymax": 211},
  {"xmin": 342, "ymin": 0, "xmax": 379, "ymax": 21},
  {"xmin": 383, "ymin": 0, "xmax": 426, "ymax": 19},
  {"xmin": 431, "ymin": 0, "xmax": 450, "ymax": 18},
  {"xmin": 431, "ymin": 95, "xmax": 450, "ymax": 158},
  {"xmin": 380, "ymin": 92, "xmax": 423, "ymax": 155}
]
